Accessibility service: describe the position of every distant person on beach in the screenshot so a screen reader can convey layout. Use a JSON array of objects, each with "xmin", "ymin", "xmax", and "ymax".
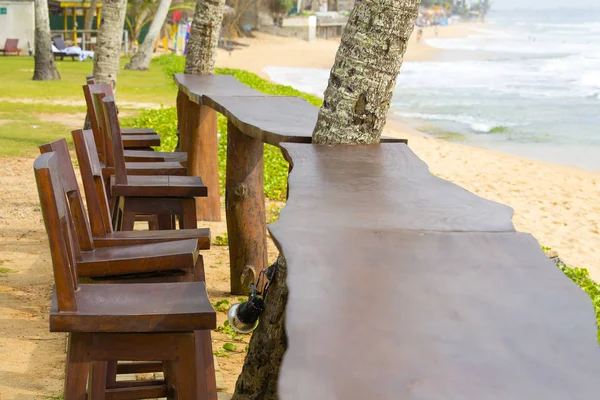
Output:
[
  {"xmin": 435, "ymin": 25, "xmax": 439, "ymax": 36},
  {"xmin": 417, "ymin": 28, "xmax": 423, "ymax": 42}
]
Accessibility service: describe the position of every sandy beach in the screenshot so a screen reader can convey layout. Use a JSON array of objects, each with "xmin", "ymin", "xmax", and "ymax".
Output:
[{"xmin": 216, "ymin": 25, "xmax": 600, "ymax": 282}]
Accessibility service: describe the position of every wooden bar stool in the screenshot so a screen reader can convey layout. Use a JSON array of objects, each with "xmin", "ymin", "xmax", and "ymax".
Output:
[
  {"xmin": 40, "ymin": 138, "xmax": 211, "ymax": 249},
  {"xmin": 34, "ymin": 152, "xmax": 217, "ymax": 400},
  {"xmin": 37, "ymin": 142, "xmax": 217, "ymax": 397},
  {"xmin": 83, "ymin": 81, "xmax": 188, "ymax": 164},
  {"xmin": 84, "ymin": 83, "xmax": 187, "ymax": 176}
]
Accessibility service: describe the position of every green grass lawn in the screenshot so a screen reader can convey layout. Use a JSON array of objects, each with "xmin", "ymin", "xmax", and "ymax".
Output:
[{"xmin": 0, "ymin": 56, "xmax": 178, "ymax": 157}]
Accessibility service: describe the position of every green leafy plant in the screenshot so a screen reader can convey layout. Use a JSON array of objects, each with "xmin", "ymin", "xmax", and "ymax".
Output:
[
  {"xmin": 213, "ymin": 349, "xmax": 231, "ymax": 358},
  {"xmin": 267, "ymin": 203, "xmax": 284, "ymax": 223},
  {"xmin": 223, "ymin": 342, "xmax": 238, "ymax": 352},
  {"xmin": 558, "ymin": 263, "xmax": 600, "ymax": 343},
  {"xmin": 213, "ymin": 233, "xmax": 229, "ymax": 246},
  {"xmin": 0, "ymin": 268, "xmax": 15, "ymax": 274},
  {"xmin": 212, "ymin": 299, "xmax": 231, "ymax": 312}
]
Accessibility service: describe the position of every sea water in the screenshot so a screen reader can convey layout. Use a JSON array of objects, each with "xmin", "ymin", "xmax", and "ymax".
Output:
[{"xmin": 264, "ymin": 8, "xmax": 600, "ymax": 171}]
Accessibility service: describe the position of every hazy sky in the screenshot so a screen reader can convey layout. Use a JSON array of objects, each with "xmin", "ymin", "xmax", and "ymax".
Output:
[{"xmin": 493, "ymin": 0, "xmax": 600, "ymax": 9}]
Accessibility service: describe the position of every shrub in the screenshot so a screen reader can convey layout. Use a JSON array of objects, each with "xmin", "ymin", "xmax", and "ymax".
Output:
[
  {"xmin": 124, "ymin": 55, "xmax": 322, "ymax": 201},
  {"xmin": 558, "ymin": 264, "xmax": 600, "ymax": 343}
]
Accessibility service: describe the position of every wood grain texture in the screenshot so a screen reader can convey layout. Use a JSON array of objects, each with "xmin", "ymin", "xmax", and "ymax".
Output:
[
  {"xmin": 225, "ymin": 122, "xmax": 267, "ymax": 294},
  {"xmin": 50, "ymin": 282, "xmax": 216, "ymax": 333},
  {"xmin": 110, "ymin": 175, "xmax": 208, "ymax": 198},
  {"xmin": 268, "ymin": 143, "xmax": 600, "ymax": 399},
  {"xmin": 187, "ymin": 101, "xmax": 221, "ymax": 221},
  {"xmin": 174, "ymin": 74, "xmax": 260, "ymax": 104},
  {"xmin": 177, "ymin": 75, "xmax": 406, "ymax": 148},
  {"xmin": 272, "ymin": 228, "xmax": 600, "ymax": 400},
  {"xmin": 277, "ymin": 143, "xmax": 515, "ymax": 232}
]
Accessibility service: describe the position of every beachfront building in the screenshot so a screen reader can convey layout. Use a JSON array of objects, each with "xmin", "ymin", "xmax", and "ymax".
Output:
[
  {"xmin": 48, "ymin": 0, "xmax": 102, "ymax": 48},
  {"xmin": 0, "ymin": 0, "xmax": 35, "ymax": 54}
]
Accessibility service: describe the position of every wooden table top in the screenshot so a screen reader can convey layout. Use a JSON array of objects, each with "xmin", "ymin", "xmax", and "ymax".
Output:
[
  {"xmin": 277, "ymin": 143, "xmax": 515, "ymax": 232},
  {"xmin": 174, "ymin": 73, "xmax": 260, "ymax": 104},
  {"xmin": 204, "ymin": 95, "xmax": 318, "ymax": 146},
  {"xmin": 269, "ymin": 143, "xmax": 600, "ymax": 399},
  {"xmin": 175, "ymin": 74, "xmax": 408, "ymax": 146}
]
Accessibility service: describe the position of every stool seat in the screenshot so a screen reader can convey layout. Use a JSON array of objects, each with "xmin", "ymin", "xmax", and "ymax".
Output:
[
  {"xmin": 122, "ymin": 134, "xmax": 161, "ymax": 148},
  {"xmin": 50, "ymin": 281, "xmax": 216, "ymax": 333},
  {"xmin": 121, "ymin": 128, "xmax": 157, "ymax": 136},
  {"xmin": 124, "ymin": 150, "xmax": 188, "ymax": 163},
  {"xmin": 77, "ymin": 238, "xmax": 199, "ymax": 278},
  {"xmin": 93, "ymin": 227, "xmax": 211, "ymax": 250},
  {"xmin": 111, "ymin": 175, "xmax": 207, "ymax": 197}
]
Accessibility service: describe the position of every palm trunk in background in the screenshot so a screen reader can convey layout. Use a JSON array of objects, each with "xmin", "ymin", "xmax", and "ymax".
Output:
[
  {"xmin": 83, "ymin": 0, "xmax": 99, "ymax": 42},
  {"xmin": 125, "ymin": 0, "xmax": 173, "ymax": 70},
  {"xmin": 313, "ymin": 0, "xmax": 421, "ymax": 144},
  {"xmin": 33, "ymin": 0, "xmax": 60, "ymax": 80},
  {"xmin": 184, "ymin": 0, "xmax": 227, "ymax": 75},
  {"xmin": 93, "ymin": 0, "xmax": 127, "ymax": 90},
  {"xmin": 231, "ymin": 1, "xmax": 422, "ymax": 399}
]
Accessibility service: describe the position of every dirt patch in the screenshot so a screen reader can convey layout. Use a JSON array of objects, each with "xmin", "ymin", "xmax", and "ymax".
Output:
[
  {"xmin": 0, "ymin": 155, "xmax": 281, "ymax": 398},
  {"xmin": 34, "ymin": 112, "xmax": 87, "ymax": 129}
]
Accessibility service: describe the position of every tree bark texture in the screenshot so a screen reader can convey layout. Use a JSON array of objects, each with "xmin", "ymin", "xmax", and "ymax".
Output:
[
  {"xmin": 225, "ymin": 122, "xmax": 268, "ymax": 295},
  {"xmin": 233, "ymin": 1, "xmax": 422, "ymax": 398},
  {"xmin": 93, "ymin": 0, "xmax": 128, "ymax": 89},
  {"xmin": 231, "ymin": 255, "xmax": 288, "ymax": 400},
  {"xmin": 33, "ymin": 0, "xmax": 61, "ymax": 81},
  {"xmin": 312, "ymin": 0, "xmax": 421, "ymax": 145},
  {"xmin": 125, "ymin": 0, "xmax": 172, "ymax": 70},
  {"xmin": 184, "ymin": 0, "xmax": 226, "ymax": 75}
]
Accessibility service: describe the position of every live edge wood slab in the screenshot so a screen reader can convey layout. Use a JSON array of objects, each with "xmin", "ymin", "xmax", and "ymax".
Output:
[
  {"xmin": 175, "ymin": 73, "xmax": 407, "ymax": 293},
  {"xmin": 269, "ymin": 143, "xmax": 600, "ymax": 400}
]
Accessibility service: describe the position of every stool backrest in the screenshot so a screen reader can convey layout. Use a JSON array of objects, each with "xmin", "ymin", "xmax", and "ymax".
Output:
[
  {"xmin": 72, "ymin": 129, "xmax": 115, "ymax": 238},
  {"xmin": 82, "ymin": 83, "xmax": 113, "ymax": 165},
  {"xmin": 99, "ymin": 95, "xmax": 128, "ymax": 185},
  {"xmin": 39, "ymin": 138, "xmax": 94, "ymax": 252},
  {"xmin": 34, "ymin": 152, "xmax": 79, "ymax": 312}
]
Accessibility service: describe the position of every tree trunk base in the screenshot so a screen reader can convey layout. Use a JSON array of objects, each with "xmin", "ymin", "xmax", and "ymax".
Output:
[{"xmin": 232, "ymin": 255, "xmax": 288, "ymax": 400}]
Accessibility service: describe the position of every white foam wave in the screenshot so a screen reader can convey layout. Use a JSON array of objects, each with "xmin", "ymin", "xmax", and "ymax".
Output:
[{"xmin": 395, "ymin": 112, "xmax": 507, "ymax": 133}]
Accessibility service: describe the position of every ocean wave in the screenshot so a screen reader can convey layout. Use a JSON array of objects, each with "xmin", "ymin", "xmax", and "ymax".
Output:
[{"xmin": 394, "ymin": 112, "xmax": 509, "ymax": 133}]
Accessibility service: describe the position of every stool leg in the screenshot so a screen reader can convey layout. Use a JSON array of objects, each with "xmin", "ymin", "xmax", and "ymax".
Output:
[
  {"xmin": 105, "ymin": 361, "xmax": 117, "ymax": 388},
  {"xmin": 173, "ymin": 334, "xmax": 200, "ymax": 399},
  {"xmin": 163, "ymin": 361, "xmax": 177, "ymax": 400},
  {"xmin": 181, "ymin": 198, "xmax": 198, "ymax": 229},
  {"xmin": 195, "ymin": 330, "xmax": 217, "ymax": 400},
  {"xmin": 121, "ymin": 210, "xmax": 136, "ymax": 231},
  {"xmin": 64, "ymin": 333, "xmax": 89, "ymax": 400},
  {"xmin": 148, "ymin": 215, "xmax": 159, "ymax": 230},
  {"xmin": 88, "ymin": 361, "xmax": 107, "ymax": 400},
  {"xmin": 158, "ymin": 214, "xmax": 174, "ymax": 230}
]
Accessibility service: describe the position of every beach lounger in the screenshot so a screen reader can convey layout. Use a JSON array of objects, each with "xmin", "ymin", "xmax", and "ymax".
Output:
[
  {"xmin": 52, "ymin": 37, "xmax": 94, "ymax": 61},
  {"xmin": 0, "ymin": 38, "xmax": 21, "ymax": 56}
]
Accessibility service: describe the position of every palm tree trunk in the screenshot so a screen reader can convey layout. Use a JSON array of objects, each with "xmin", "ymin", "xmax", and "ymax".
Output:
[
  {"xmin": 175, "ymin": 0, "xmax": 226, "ymax": 149},
  {"xmin": 184, "ymin": 0, "xmax": 227, "ymax": 75},
  {"xmin": 231, "ymin": 1, "xmax": 421, "ymax": 399},
  {"xmin": 33, "ymin": 0, "xmax": 60, "ymax": 80},
  {"xmin": 313, "ymin": 0, "xmax": 421, "ymax": 144},
  {"xmin": 83, "ymin": 0, "xmax": 99, "ymax": 42},
  {"xmin": 125, "ymin": 0, "xmax": 172, "ymax": 70},
  {"xmin": 93, "ymin": 0, "xmax": 128, "ymax": 89}
]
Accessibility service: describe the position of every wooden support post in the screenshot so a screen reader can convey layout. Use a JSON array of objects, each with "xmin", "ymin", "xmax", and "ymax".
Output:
[
  {"xmin": 225, "ymin": 121, "xmax": 267, "ymax": 295},
  {"xmin": 96, "ymin": 7, "xmax": 101, "ymax": 29},
  {"xmin": 72, "ymin": 7, "xmax": 77, "ymax": 43},
  {"xmin": 177, "ymin": 90, "xmax": 221, "ymax": 221},
  {"xmin": 63, "ymin": 9, "xmax": 68, "ymax": 32}
]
